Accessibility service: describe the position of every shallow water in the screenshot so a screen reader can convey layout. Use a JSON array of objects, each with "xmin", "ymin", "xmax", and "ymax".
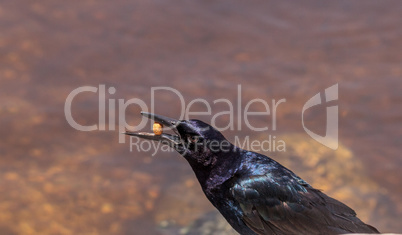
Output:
[{"xmin": 1, "ymin": 0, "xmax": 401, "ymax": 234}]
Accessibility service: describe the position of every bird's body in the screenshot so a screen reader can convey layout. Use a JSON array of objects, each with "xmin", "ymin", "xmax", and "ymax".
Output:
[
  {"xmin": 126, "ymin": 113, "xmax": 379, "ymax": 234},
  {"xmin": 199, "ymin": 149, "xmax": 378, "ymax": 234}
]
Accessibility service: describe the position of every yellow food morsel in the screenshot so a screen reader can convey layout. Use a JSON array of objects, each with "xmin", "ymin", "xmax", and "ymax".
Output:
[{"xmin": 153, "ymin": 122, "xmax": 163, "ymax": 135}]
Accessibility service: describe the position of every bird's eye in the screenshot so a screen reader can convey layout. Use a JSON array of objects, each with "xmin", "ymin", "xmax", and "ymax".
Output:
[{"xmin": 187, "ymin": 135, "xmax": 201, "ymax": 143}]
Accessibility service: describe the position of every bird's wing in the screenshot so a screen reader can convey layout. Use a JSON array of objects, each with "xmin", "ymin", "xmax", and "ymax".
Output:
[{"xmin": 230, "ymin": 174, "xmax": 378, "ymax": 235}]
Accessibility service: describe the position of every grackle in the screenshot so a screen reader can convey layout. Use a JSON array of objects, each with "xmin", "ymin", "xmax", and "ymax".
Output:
[{"xmin": 125, "ymin": 112, "xmax": 380, "ymax": 235}]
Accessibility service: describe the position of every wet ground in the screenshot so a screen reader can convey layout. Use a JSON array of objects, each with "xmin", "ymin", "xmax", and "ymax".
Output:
[{"xmin": 0, "ymin": 0, "xmax": 401, "ymax": 234}]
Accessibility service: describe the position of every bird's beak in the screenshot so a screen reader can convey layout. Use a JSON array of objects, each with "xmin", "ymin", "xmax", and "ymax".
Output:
[{"xmin": 124, "ymin": 112, "xmax": 182, "ymax": 147}]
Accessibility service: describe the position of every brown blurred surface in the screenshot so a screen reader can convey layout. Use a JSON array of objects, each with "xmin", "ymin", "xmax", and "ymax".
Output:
[{"xmin": 0, "ymin": 0, "xmax": 401, "ymax": 234}]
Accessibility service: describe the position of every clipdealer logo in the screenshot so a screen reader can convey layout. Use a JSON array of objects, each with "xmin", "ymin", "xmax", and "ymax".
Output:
[
  {"xmin": 302, "ymin": 84, "xmax": 338, "ymax": 150},
  {"xmin": 64, "ymin": 84, "xmax": 338, "ymax": 151}
]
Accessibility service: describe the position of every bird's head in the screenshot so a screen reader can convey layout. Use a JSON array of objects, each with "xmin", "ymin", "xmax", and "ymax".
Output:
[{"xmin": 125, "ymin": 112, "xmax": 235, "ymax": 169}]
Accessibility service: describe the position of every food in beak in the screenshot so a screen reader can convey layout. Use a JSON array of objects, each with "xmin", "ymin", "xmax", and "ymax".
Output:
[{"xmin": 153, "ymin": 122, "xmax": 163, "ymax": 135}]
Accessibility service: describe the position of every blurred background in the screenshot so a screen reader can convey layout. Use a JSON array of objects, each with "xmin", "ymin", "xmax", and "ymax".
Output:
[{"xmin": 1, "ymin": 0, "xmax": 401, "ymax": 234}]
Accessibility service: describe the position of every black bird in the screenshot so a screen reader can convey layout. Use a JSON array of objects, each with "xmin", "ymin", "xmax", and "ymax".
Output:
[{"xmin": 125, "ymin": 112, "xmax": 380, "ymax": 235}]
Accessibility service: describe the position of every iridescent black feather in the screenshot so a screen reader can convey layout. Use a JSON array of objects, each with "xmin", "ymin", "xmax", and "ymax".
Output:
[{"xmin": 130, "ymin": 114, "xmax": 380, "ymax": 235}]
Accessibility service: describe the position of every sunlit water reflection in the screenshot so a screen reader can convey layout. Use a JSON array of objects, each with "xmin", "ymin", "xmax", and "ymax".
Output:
[{"xmin": 0, "ymin": 1, "xmax": 401, "ymax": 234}]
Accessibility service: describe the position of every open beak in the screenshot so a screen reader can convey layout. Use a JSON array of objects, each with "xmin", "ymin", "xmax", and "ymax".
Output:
[{"xmin": 124, "ymin": 112, "xmax": 182, "ymax": 147}]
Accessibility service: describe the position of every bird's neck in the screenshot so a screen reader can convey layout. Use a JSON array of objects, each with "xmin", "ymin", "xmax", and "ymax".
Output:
[{"xmin": 192, "ymin": 147, "xmax": 243, "ymax": 196}]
